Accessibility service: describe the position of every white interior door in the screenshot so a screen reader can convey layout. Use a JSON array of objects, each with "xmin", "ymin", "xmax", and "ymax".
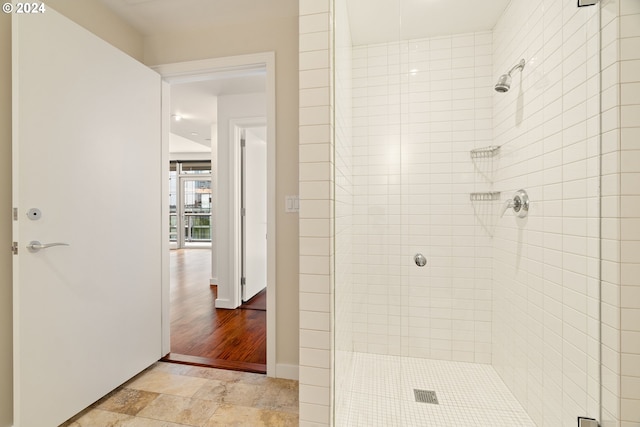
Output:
[
  {"xmin": 12, "ymin": 9, "xmax": 162, "ymax": 427},
  {"xmin": 242, "ymin": 127, "xmax": 267, "ymax": 302}
]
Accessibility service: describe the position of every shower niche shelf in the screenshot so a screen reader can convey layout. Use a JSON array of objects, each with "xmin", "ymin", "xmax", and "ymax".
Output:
[
  {"xmin": 470, "ymin": 192, "xmax": 501, "ymax": 201},
  {"xmin": 470, "ymin": 145, "xmax": 500, "ymax": 159}
]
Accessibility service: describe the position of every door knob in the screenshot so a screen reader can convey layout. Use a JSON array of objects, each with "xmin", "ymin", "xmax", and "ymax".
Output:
[{"xmin": 26, "ymin": 241, "xmax": 70, "ymax": 252}]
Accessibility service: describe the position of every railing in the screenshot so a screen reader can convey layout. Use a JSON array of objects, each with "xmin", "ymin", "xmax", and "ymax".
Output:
[
  {"xmin": 184, "ymin": 213, "xmax": 211, "ymax": 242},
  {"xmin": 169, "ymin": 213, "xmax": 211, "ymax": 242}
]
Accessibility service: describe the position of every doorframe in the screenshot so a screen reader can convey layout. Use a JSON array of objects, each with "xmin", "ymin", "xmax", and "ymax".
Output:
[{"xmin": 154, "ymin": 52, "xmax": 276, "ymax": 377}]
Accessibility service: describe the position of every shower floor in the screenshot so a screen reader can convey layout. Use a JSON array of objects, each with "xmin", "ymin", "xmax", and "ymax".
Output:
[{"xmin": 336, "ymin": 352, "xmax": 535, "ymax": 427}]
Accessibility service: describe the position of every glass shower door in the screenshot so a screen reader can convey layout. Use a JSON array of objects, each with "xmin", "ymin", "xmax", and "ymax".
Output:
[{"xmin": 334, "ymin": 0, "xmax": 601, "ymax": 426}]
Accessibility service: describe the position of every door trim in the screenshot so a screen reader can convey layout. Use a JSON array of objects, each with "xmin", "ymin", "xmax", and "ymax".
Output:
[{"xmin": 154, "ymin": 52, "xmax": 277, "ymax": 377}]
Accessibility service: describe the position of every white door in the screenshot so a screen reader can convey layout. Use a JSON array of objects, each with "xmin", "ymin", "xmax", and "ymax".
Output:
[
  {"xmin": 12, "ymin": 9, "xmax": 162, "ymax": 427},
  {"xmin": 242, "ymin": 127, "xmax": 267, "ymax": 302}
]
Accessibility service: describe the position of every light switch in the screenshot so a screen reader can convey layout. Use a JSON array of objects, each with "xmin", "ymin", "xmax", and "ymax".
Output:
[{"xmin": 285, "ymin": 195, "xmax": 299, "ymax": 213}]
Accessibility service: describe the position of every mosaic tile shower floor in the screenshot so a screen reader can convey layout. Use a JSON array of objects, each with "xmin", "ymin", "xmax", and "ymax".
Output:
[{"xmin": 336, "ymin": 352, "xmax": 536, "ymax": 427}]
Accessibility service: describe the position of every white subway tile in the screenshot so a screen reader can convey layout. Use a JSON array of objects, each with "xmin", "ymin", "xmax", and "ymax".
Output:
[{"xmin": 299, "ymin": 0, "xmax": 329, "ymax": 16}]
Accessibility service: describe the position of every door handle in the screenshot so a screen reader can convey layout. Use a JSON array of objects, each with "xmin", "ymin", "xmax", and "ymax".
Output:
[{"xmin": 26, "ymin": 241, "xmax": 70, "ymax": 252}]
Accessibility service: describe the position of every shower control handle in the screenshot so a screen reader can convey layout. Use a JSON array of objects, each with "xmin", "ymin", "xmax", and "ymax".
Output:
[{"xmin": 500, "ymin": 189, "xmax": 529, "ymax": 218}]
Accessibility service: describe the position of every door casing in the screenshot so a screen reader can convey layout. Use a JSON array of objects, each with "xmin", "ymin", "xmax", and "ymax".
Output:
[{"xmin": 154, "ymin": 53, "xmax": 277, "ymax": 377}]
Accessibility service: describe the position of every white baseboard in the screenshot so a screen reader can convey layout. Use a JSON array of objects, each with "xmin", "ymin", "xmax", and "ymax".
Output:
[
  {"xmin": 276, "ymin": 363, "xmax": 299, "ymax": 380},
  {"xmin": 214, "ymin": 298, "xmax": 235, "ymax": 309}
]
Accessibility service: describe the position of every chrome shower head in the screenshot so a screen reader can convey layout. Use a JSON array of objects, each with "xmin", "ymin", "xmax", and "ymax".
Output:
[
  {"xmin": 494, "ymin": 59, "xmax": 525, "ymax": 93},
  {"xmin": 494, "ymin": 74, "xmax": 511, "ymax": 92}
]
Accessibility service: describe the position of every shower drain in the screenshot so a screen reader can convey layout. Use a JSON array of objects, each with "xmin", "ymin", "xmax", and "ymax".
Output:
[{"xmin": 413, "ymin": 389, "xmax": 439, "ymax": 404}]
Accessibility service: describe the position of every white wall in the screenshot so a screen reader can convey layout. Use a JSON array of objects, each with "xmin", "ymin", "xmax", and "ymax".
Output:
[
  {"xmin": 491, "ymin": 0, "xmax": 601, "ymax": 424},
  {"xmin": 215, "ymin": 93, "xmax": 266, "ymax": 308}
]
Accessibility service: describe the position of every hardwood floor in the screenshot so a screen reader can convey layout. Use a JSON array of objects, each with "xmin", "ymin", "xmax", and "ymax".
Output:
[
  {"xmin": 162, "ymin": 249, "xmax": 266, "ymax": 373},
  {"xmin": 240, "ymin": 288, "xmax": 267, "ymax": 311}
]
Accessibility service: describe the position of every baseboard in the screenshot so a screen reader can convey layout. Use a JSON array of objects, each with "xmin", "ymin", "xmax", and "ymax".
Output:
[
  {"xmin": 214, "ymin": 298, "xmax": 235, "ymax": 309},
  {"xmin": 276, "ymin": 363, "xmax": 299, "ymax": 380},
  {"xmin": 210, "ymin": 277, "xmax": 217, "ymax": 285}
]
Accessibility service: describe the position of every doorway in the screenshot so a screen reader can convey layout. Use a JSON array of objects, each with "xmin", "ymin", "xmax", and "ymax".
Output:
[{"xmin": 158, "ymin": 55, "xmax": 276, "ymax": 374}]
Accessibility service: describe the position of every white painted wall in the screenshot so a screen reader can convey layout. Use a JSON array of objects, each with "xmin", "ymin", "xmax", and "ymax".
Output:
[{"xmin": 215, "ymin": 93, "xmax": 266, "ymax": 308}]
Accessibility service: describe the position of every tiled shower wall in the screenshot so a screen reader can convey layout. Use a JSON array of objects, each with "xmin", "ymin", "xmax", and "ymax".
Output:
[
  {"xmin": 334, "ymin": 0, "xmax": 355, "ymax": 415},
  {"xmin": 600, "ymin": 0, "xmax": 640, "ymax": 426},
  {"xmin": 491, "ymin": 0, "xmax": 601, "ymax": 425},
  {"xmin": 343, "ymin": 33, "xmax": 496, "ymax": 363},
  {"xmin": 300, "ymin": 0, "xmax": 640, "ymax": 426},
  {"xmin": 299, "ymin": 0, "xmax": 334, "ymax": 425}
]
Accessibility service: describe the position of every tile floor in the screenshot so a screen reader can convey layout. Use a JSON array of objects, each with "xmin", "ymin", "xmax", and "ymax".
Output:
[
  {"xmin": 336, "ymin": 352, "xmax": 536, "ymax": 427},
  {"xmin": 61, "ymin": 362, "xmax": 298, "ymax": 427}
]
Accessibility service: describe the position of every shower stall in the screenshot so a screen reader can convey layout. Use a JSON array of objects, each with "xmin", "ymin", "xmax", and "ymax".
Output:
[{"xmin": 330, "ymin": 0, "xmax": 604, "ymax": 425}]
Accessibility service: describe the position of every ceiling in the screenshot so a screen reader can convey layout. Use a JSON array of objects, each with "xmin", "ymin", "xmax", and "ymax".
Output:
[
  {"xmin": 347, "ymin": 0, "xmax": 511, "ymax": 45},
  {"xmin": 169, "ymin": 72, "xmax": 266, "ymax": 151},
  {"xmin": 97, "ymin": 0, "xmax": 511, "ymax": 47},
  {"xmin": 96, "ymin": 0, "xmax": 511, "ymax": 152},
  {"xmin": 98, "ymin": 0, "xmax": 298, "ymax": 37}
]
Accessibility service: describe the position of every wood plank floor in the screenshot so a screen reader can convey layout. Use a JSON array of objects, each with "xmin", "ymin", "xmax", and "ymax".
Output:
[
  {"xmin": 162, "ymin": 249, "xmax": 266, "ymax": 373},
  {"xmin": 240, "ymin": 288, "xmax": 267, "ymax": 310}
]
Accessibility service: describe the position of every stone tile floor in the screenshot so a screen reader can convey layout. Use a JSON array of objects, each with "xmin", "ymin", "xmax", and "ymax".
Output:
[{"xmin": 61, "ymin": 362, "xmax": 299, "ymax": 427}]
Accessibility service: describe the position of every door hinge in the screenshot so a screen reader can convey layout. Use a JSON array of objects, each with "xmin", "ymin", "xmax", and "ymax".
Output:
[
  {"xmin": 241, "ymin": 208, "xmax": 246, "ymax": 217},
  {"xmin": 13, "ymin": 208, "xmax": 18, "ymax": 221},
  {"xmin": 241, "ymin": 137, "xmax": 246, "ymax": 148},
  {"xmin": 241, "ymin": 277, "xmax": 246, "ymax": 286},
  {"xmin": 11, "ymin": 242, "xmax": 18, "ymax": 255}
]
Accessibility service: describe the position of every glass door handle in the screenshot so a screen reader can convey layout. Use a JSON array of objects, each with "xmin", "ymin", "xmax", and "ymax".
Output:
[{"xmin": 26, "ymin": 240, "xmax": 70, "ymax": 252}]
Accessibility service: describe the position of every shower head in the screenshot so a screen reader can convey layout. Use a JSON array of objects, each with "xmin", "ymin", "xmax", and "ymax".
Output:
[
  {"xmin": 494, "ymin": 59, "xmax": 526, "ymax": 93},
  {"xmin": 495, "ymin": 74, "xmax": 511, "ymax": 92}
]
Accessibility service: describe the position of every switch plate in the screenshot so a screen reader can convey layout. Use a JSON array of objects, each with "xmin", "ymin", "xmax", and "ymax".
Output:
[{"xmin": 285, "ymin": 195, "xmax": 299, "ymax": 213}]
